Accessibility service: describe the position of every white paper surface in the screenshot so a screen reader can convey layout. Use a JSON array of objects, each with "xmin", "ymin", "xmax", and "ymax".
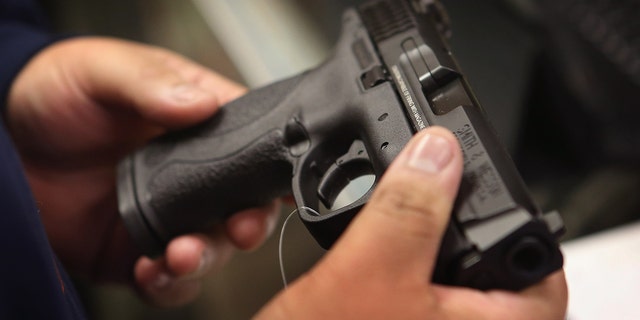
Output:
[{"xmin": 562, "ymin": 222, "xmax": 640, "ymax": 320}]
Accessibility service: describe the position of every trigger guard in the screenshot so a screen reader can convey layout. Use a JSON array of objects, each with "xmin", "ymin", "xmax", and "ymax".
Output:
[
  {"xmin": 298, "ymin": 189, "xmax": 373, "ymax": 249},
  {"xmin": 316, "ymin": 140, "xmax": 373, "ymax": 209},
  {"xmin": 317, "ymin": 159, "xmax": 372, "ymax": 209}
]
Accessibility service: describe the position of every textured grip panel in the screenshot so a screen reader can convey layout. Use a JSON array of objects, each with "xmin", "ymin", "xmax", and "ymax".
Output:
[
  {"xmin": 147, "ymin": 130, "xmax": 292, "ymax": 232},
  {"xmin": 119, "ymin": 75, "xmax": 303, "ymax": 256},
  {"xmin": 141, "ymin": 75, "xmax": 303, "ymax": 167}
]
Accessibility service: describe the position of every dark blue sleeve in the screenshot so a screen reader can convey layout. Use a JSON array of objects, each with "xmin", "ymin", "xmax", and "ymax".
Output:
[
  {"xmin": 0, "ymin": 0, "xmax": 58, "ymax": 110},
  {"xmin": 0, "ymin": 1, "xmax": 86, "ymax": 319},
  {"xmin": 0, "ymin": 122, "xmax": 87, "ymax": 320}
]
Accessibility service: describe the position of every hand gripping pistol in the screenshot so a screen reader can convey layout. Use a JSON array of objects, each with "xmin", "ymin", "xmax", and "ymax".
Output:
[{"xmin": 117, "ymin": 0, "xmax": 564, "ymax": 291}]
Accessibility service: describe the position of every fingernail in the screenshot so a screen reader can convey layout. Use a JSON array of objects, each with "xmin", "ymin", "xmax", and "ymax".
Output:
[
  {"xmin": 188, "ymin": 246, "xmax": 216, "ymax": 279},
  {"xmin": 264, "ymin": 211, "xmax": 279, "ymax": 238},
  {"xmin": 152, "ymin": 272, "xmax": 173, "ymax": 290},
  {"xmin": 408, "ymin": 133, "xmax": 453, "ymax": 173},
  {"xmin": 171, "ymin": 83, "xmax": 204, "ymax": 103}
]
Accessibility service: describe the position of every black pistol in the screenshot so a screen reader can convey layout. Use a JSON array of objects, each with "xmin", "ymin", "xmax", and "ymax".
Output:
[{"xmin": 117, "ymin": 0, "xmax": 564, "ymax": 291}]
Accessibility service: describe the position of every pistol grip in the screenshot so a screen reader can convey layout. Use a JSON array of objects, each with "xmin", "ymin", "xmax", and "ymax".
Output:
[{"xmin": 118, "ymin": 75, "xmax": 304, "ymax": 256}]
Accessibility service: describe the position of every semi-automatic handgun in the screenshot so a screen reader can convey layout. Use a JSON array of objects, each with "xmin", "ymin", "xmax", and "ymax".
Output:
[{"xmin": 117, "ymin": 0, "xmax": 564, "ymax": 291}]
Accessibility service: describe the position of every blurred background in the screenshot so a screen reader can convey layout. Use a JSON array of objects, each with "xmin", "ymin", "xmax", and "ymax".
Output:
[{"xmin": 38, "ymin": 0, "xmax": 640, "ymax": 319}]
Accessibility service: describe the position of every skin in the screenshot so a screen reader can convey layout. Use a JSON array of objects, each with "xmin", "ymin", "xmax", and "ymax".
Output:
[
  {"xmin": 7, "ymin": 37, "xmax": 280, "ymax": 307},
  {"xmin": 7, "ymin": 37, "xmax": 568, "ymax": 317},
  {"xmin": 256, "ymin": 127, "xmax": 568, "ymax": 319}
]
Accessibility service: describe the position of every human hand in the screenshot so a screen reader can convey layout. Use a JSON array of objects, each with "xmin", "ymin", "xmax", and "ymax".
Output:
[
  {"xmin": 256, "ymin": 127, "xmax": 567, "ymax": 319},
  {"xmin": 6, "ymin": 37, "xmax": 280, "ymax": 307}
]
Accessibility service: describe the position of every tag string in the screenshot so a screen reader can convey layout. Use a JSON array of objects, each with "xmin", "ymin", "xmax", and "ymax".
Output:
[{"xmin": 278, "ymin": 206, "xmax": 321, "ymax": 288}]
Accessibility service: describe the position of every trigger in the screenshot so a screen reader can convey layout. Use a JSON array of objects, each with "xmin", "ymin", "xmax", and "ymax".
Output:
[{"xmin": 317, "ymin": 140, "xmax": 373, "ymax": 209}]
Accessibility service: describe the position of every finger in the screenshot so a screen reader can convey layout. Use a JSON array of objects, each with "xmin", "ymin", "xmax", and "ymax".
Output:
[
  {"xmin": 329, "ymin": 126, "xmax": 463, "ymax": 279},
  {"xmin": 164, "ymin": 235, "xmax": 220, "ymax": 277},
  {"xmin": 158, "ymin": 49, "xmax": 246, "ymax": 105},
  {"xmin": 433, "ymin": 270, "xmax": 568, "ymax": 319},
  {"xmin": 225, "ymin": 201, "xmax": 281, "ymax": 251},
  {"xmin": 282, "ymin": 195, "xmax": 296, "ymax": 206},
  {"xmin": 72, "ymin": 37, "xmax": 244, "ymax": 128},
  {"xmin": 170, "ymin": 57, "xmax": 247, "ymax": 105},
  {"xmin": 134, "ymin": 256, "xmax": 202, "ymax": 307},
  {"xmin": 509, "ymin": 270, "xmax": 568, "ymax": 319},
  {"xmin": 134, "ymin": 234, "xmax": 235, "ymax": 307}
]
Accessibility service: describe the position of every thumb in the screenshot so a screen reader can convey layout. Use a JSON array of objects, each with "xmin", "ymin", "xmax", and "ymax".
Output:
[
  {"xmin": 72, "ymin": 37, "xmax": 245, "ymax": 128},
  {"xmin": 329, "ymin": 126, "xmax": 463, "ymax": 280}
]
